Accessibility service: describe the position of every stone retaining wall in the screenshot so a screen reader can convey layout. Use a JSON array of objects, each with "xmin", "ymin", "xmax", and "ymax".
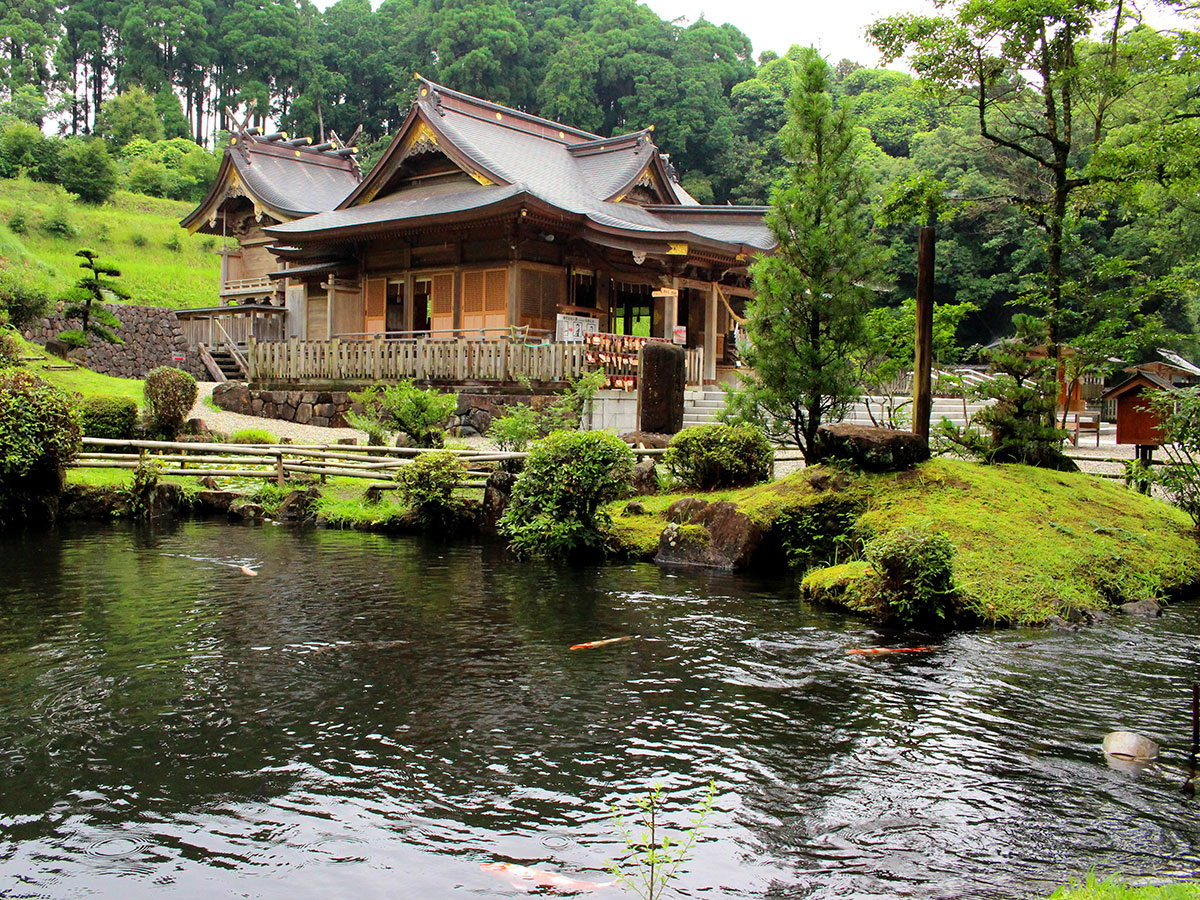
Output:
[
  {"xmin": 213, "ymin": 383, "xmax": 352, "ymax": 428},
  {"xmin": 24, "ymin": 303, "xmax": 204, "ymax": 380},
  {"xmin": 212, "ymin": 385, "xmax": 559, "ymax": 435}
]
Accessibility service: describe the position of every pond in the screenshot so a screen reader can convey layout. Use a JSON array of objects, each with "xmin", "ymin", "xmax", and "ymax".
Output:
[{"xmin": 0, "ymin": 520, "xmax": 1197, "ymax": 899}]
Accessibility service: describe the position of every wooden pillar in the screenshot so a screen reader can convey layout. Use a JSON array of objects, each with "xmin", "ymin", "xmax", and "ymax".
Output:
[
  {"xmin": 704, "ymin": 282, "xmax": 718, "ymax": 384},
  {"xmin": 913, "ymin": 225, "xmax": 935, "ymax": 442},
  {"xmin": 404, "ymin": 274, "xmax": 414, "ymax": 334},
  {"xmin": 663, "ymin": 276, "xmax": 679, "ymax": 340}
]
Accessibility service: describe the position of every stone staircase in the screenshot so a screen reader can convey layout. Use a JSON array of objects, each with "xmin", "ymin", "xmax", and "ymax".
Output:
[{"xmin": 683, "ymin": 390, "xmax": 727, "ymax": 427}]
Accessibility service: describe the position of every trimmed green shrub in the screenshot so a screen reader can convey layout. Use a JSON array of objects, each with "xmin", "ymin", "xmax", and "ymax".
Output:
[
  {"xmin": 229, "ymin": 427, "xmax": 276, "ymax": 444},
  {"xmin": 0, "ymin": 370, "xmax": 81, "ymax": 525},
  {"xmin": 127, "ymin": 158, "xmax": 169, "ymax": 197},
  {"xmin": 485, "ymin": 370, "xmax": 607, "ymax": 456},
  {"xmin": 143, "ymin": 366, "xmax": 197, "ymax": 437},
  {"xmin": 350, "ymin": 380, "xmax": 455, "ymax": 448},
  {"xmin": 0, "ymin": 273, "xmax": 49, "ymax": 327},
  {"xmin": 662, "ymin": 423, "xmax": 774, "ymax": 491},
  {"xmin": 862, "ymin": 526, "xmax": 957, "ymax": 627},
  {"xmin": 79, "ymin": 396, "xmax": 138, "ymax": 439},
  {"xmin": 396, "ymin": 451, "xmax": 467, "ymax": 528},
  {"xmin": 499, "ymin": 430, "xmax": 635, "ymax": 559},
  {"xmin": 0, "ymin": 330, "xmax": 19, "ymax": 368},
  {"xmin": 488, "ymin": 403, "xmax": 540, "ymax": 454},
  {"xmin": 57, "ymin": 329, "xmax": 88, "ymax": 349}
]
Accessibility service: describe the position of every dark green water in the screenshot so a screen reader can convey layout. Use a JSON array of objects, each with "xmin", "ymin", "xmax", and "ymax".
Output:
[{"xmin": 0, "ymin": 519, "xmax": 1198, "ymax": 899}]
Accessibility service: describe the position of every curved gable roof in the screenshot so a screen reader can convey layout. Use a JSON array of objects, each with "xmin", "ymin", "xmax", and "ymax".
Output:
[
  {"xmin": 181, "ymin": 136, "xmax": 361, "ymax": 233},
  {"xmin": 269, "ymin": 78, "xmax": 772, "ymax": 257}
]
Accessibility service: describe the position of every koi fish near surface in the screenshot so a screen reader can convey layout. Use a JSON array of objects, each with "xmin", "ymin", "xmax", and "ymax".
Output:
[
  {"xmin": 481, "ymin": 862, "xmax": 613, "ymax": 893},
  {"xmin": 569, "ymin": 635, "xmax": 634, "ymax": 651},
  {"xmin": 240, "ymin": 566, "xmax": 258, "ymax": 577},
  {"xmin": 846, "ymin": 646, "xmax": 934, "ymax": 655}
]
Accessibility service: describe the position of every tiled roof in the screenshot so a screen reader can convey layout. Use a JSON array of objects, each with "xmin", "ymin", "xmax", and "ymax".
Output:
[
  {"xmin": 267, "ymin": 79, "xmax": 772, "ymax": 257},
  {"xmin": 229, "ymin": 144, "xmax": 360, "ymax": 218},
  {"xmin": 270, "ymin": 183, "xmax": 525, "ymax": 237},
  {"xmin": 181, "ymin": 136, "xmax": 361, "ymax": 231}
]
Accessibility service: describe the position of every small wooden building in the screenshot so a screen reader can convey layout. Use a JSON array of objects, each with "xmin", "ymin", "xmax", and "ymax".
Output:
[
  {"xmin": 1102, "ymin": 371, "xmax": 1170, "ymax": 446},
  {"xmin": 251, "ymin": 78, "xmax": 772, "ymax": 385},
  {"xmin": 181, "ymin": 130, "xmax": 362, "ymax": 306}
]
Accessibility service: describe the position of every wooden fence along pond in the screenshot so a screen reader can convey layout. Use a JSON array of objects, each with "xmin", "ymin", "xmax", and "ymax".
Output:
[
  {"xmin": 245, "ymin": 336, "xmax": 705, "ymax": 388},
  {"xmin": 73, "ymin": 438, "xmax": 666, "ymax": 488}
]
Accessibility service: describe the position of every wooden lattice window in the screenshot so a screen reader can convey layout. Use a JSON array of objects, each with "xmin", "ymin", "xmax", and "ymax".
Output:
[
  {"xmin": 463, "ymin": 271, "xmax": 485, "ymax": 314},
  {"xmin": 485, "ymin": 269, "xmax": 507, "ymax": 314},
  {"xmin": 519, "ymin": 268, "xmax": 566, "ymax": 331},
  {"xmin": 432, "ymin": 273, "xmax": 453, "ymax": 316},
  {"xmin": 365, "ymin": 278, "xmax": 386, "ymax": 334}
]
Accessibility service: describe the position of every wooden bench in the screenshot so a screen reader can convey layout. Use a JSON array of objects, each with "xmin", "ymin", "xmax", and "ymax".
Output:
[{"xmin": 1065, "ymin": 410, "xmax": 1101, "ymax": 447}]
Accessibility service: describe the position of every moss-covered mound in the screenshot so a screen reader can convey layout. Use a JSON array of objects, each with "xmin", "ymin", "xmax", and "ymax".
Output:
[{"xmin": 605, "ymin": 458, "xmax": 1200, "ymax": 626}]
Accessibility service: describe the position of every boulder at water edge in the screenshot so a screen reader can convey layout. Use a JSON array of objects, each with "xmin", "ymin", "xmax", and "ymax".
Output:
[{"xmin": 811, "ymin": 424, "xmax": 930, "ymax": 472}]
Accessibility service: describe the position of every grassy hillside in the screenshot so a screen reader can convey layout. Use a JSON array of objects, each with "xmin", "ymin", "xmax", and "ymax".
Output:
[
  {"xmin": 13, "ymin": 334, "xmax": 144, "ymax": 404},
  {"xmin": 605, "ymin": 458, "xmax": 1200, "ymax": 626},
  {"xmin": 0, "ymin": 177, "xmax": 219, "ymax": 309}
]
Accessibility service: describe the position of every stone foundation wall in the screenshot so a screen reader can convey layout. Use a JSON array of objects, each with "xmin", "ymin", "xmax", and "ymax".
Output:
[
  {"xmin": 213, "ymin": 385, "xmax": 560, "ymax": 435},
  {"xmin": 446, "ymin": 392, "xmax": 556, "ymax": 437},
  {"xmin": 24, "ymin": 303, "xmax": 204, "ymax": 380},
  {"xmin": 213, "ymin": 383, "xmax": 352, "ymax": 427}
]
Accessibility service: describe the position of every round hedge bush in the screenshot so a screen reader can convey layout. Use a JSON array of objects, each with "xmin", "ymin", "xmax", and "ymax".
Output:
[
  {"xmin": 143, "ymin": 366, "xmax": 197, "ymax": 437},
  {"xmin": 499, "ymin": 430, "xmax": 634, "ymax": 559},
  {"xmin": 662, "ymin": 423, "xmax": 773, "ymax": 491},
  {"xmin": 79, "ymin": 395, "xmax": 138, "ymax": 439},
  {"xmin": 0, "ymin": 370, "xmax": 81, "ymax": 524}
]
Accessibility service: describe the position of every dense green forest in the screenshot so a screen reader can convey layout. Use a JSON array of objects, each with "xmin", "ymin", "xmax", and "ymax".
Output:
[{"xmin": 1, "ymin": 0, "xmax": 1199, "ymax": 351}]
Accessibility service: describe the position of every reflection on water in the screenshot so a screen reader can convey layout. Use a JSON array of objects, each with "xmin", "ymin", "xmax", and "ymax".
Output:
[{"xmin": 0, "ymin": 519, "xmax": 1197, "ymax": 898}]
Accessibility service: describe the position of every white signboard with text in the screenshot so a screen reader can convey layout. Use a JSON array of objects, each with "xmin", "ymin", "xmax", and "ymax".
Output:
[{"xmin": 556, "ymin": 313, "xmax": 600, "ymax": 343}]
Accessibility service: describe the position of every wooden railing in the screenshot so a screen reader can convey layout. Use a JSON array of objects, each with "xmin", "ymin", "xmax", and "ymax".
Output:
[
  {"xmin": 221, "ymin": 275, "xmax": 275, "ymax": 294},
  {"xmin": 248, "ymin": 337, "xmax": 590, "ymax": 384},
  {"xmin": 247, "ymin": 336, "xmax": 706, "ymax": 388},
  {"xmin": 178, "ymin": 311, "xmax": 286, "ymax": 348}
]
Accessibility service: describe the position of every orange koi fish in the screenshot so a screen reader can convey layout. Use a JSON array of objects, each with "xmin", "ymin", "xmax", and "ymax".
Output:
[
  {"xmin": 481, "ymin": 862, "xmax": 613, "ymax": 893},
  {"xmin": 569, "ymin": 635, "xmax": 634, "ymax": 651},
  {"xmin": 846, "ymin": 646, "xmax": 934, "ymax": 655},
  {"xmin": 240, "ymin": 566, "xmax": 258, "ymax": 577}
]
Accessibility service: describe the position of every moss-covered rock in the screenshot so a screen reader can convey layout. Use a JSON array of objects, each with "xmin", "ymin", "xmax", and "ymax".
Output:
[{"xmin": 606, "ymin": 458, "xmax": 1200, "ymax": 626}]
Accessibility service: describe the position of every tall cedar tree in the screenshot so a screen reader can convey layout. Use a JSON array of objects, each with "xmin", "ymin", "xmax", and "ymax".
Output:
[
  {"xmin": 728, "ymin": 48, "xmax": 882, "ymax": 461},
  {"xmin": 62, "ymin": 249, "xmax": 125, "ymax": 345},
  {"xmin": 868, "ymin": 0, "xmax": 1153, "ymax": 357}
]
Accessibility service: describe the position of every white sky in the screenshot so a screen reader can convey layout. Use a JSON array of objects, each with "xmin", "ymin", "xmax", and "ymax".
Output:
[
  {"xmin": 306, "ymin": 0, "xmax": 931, "ymax": 67},
  {"xmin": 640, "ymin": 0, "xmax": 931, "ymax": 64}
]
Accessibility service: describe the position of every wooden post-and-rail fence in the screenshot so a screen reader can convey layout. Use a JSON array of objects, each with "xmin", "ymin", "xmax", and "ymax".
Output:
[{"xmin": 246, "ymin": 337, "xmax": 705, "ymax": 389}]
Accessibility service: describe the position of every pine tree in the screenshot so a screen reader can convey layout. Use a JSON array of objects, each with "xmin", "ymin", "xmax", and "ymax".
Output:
[
  {"xmin": 59, "ymin": 249, "xmax": 126, "ymax": 347},
  {"xmin": 727, "ymin": 47, "xmax": 882, "ymax": 461}
]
